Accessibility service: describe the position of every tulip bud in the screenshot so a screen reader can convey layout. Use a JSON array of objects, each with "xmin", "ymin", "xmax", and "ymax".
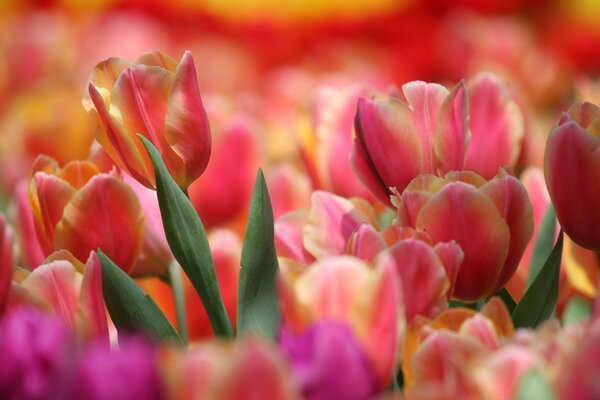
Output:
[
  {"xmin": 545, "ymin": 102, "xmax": 600, "ymax": 251},
  {"xmin": 84, "ymin": 50, "xmax": 211, "ymax": 190}
]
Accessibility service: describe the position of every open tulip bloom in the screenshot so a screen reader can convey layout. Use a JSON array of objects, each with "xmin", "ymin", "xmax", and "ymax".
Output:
[{"xmin": 2, "ymin": 45, "xmax": 600, "ymax": 400}]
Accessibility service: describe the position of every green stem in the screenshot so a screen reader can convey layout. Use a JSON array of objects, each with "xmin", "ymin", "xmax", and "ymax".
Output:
[{"xmin": 168, "ymin": 261, "xmax": 188, "ymax": 345}]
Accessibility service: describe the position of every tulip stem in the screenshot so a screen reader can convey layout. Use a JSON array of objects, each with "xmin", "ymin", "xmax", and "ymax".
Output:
[{"xmin": 168, "ymin": 261, "xmax": 189, "ymax": 344}]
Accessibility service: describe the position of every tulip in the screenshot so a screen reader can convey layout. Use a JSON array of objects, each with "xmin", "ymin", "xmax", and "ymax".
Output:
[
  {"xmin": 13, "ymin": 250, "xmax": 109, "ymax": 343},
  {"xmin": 28, "ymin": 156, "xmax": 144, "ymax": 273},
  {"xmin": 84, "ymin": 50, "xmax": 211, "ymax": 190},
  {"xmin": 393, "ymin": 168, "xmax": 533, "ymax": 301},
  {"xmin": 71, "ymin": 337, "xmax": 164, "ymax": 400},
  {"xmin": 0, "ymin": 307, "xmax": 74, "ymax": 400},
  {"xmin": 545, "ymin": 102, "xmax": 600, "ymax": 251},
  {"xmin": 159, "ymin": 338, "xmax": 299, "ymax": 400},
  {"xmin": 279, "ymin": 321, "xmax": 376, "ymax": 400},
  {"xmin": 351, "ymin": 80, "xmax": 469, "ymax": 205},
  {"xmin": 279, "ymin": 255, "xmax": 402, "ymax": 388},
  {"xmin": 464, "ymin": 72, "xmax": 524, "ymax": 180}
]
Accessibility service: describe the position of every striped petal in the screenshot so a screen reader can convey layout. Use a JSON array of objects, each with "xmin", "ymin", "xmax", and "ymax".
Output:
[
  {"xmin": 54, "ymin": 175, "xmax": 144, "ymax": 273},
  {"xmin": 465, "ymin": 73, "xmax": 524, "ymax": 179},
  {"xmin": 434, "ymin": 81, "xmax": 470, "ymax": 173},
  {"xmin": 164, "ymin": 51, "xmax": 212, "ymax": 188},
  {"xmin": 76, "ymin": 252, "xmax": 109, "ymax": 343},
  {"xmin": 416, "ymin": 182, "xmax": 510, "ymax": 301},
  {"xmin": 352, "ymin": 97, "xmax": 424, "ymax": 205},
  {"xmin": 21, "ymin": 261, "xmax": 82, "ymax": 328},
  {"xmin": 480, "ymin": 168, "xmax": 533, "ymax": 293}
]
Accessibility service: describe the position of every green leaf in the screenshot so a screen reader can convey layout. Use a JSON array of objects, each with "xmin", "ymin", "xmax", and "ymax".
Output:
[
  {"xmin": 98, "ymin": 250, "xmax": 183, "ymax": 345},
  {"xmin": 562, "ymin": 296, "xmax": 592, "ymax": 326},
  {"xmin": 515, "ymin": 369, "xmax": 556, "ymax": 400},
  {"xmin": 512, "ymin": 231, "xmax": 563, "ymax": 328},
  {"xmin": 527, "ymin": 205, "xmax": 556, "ymax": 287},
  {"xmin": 237, "ymin": 169, "xmax": 280, "ymax": 339},
  {"xmin": 494, "ymin": 287, "xmax": 517, "ymax": 314},
  {"xmin": 140, "ymin": 137, "xmax": 233, "ymax": 337}
]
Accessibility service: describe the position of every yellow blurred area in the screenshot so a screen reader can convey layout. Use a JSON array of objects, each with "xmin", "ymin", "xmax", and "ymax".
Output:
[
  {"xmin": 186, "ymin": 0, "xmax": 407, "ymax": 23},
  {"xmin": 563, "ymin": 0, "xmax": 600, "ymax": 22}
]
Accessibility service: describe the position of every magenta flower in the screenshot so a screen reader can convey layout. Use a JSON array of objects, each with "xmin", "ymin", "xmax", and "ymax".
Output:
[
  {"xmin": 71, "ymin": 337, "xmax": 164, "ymax": 400},
  {"xmin": 279, "ymin": 321, "xmax": 377, "ymax": 400},
  {"xmin": 0, "ymin": 307, "xmax": 74, "ymax": 400}
]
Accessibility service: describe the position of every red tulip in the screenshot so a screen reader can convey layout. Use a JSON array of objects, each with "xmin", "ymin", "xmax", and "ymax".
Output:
[
  {"xmin": 545, "ymin": 102, "xmax": 600, "ymax": 251},
  {"xmin": 0, "ymin": 216, "xmax": 14, "ymax": 314},
  {"xmin": 84, "ymin": 50, "xmax": 211, "ymax": 190}
]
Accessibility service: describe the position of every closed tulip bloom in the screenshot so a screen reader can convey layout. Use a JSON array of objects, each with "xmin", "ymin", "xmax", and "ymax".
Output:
[
  {"xmin": 545, "ymin": 102, "xmax": 600, "ymax": 251},
  {"xmin": 84, "ymin": 50, "xmax": 211, "ymax": 190},
  {"xmin": 352, "ymin": 81, "xmax": 469, "ymax": 205},
  {"xmin": 28, "ymin": 156, "xmax": 144, "ymax": 273},
  {"xmin": 393, "ymin": 168, "xmax": 533, "ymax": 302}
]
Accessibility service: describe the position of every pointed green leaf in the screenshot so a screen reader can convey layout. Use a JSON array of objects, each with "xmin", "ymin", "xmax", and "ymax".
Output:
[
  {"xmin": 527, "ymin": 205, "xmax": 556, "ymax": 287},
  {"xmin": 512, "ymin": 231, "xmax": 563, "ymax": 328},
  {"xmin": 237, "ymin": 169, "xmax": 280, "ymax": 339},
  {"xmin": 98, "ymin": 250, "xmax": 183, "ymax": 345},
  {"xmin": 140, "ymin": 137, "xmax": 233, "ymax": 337},
  {"xmin": 515, "ymin": 369, "xmax": 556, "ymax": 400}
]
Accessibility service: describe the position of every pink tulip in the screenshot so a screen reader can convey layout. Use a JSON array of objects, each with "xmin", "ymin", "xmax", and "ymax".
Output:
[
  {"xmin": 545, "ymin": 102, "xmax": 600, "ymax": 251},
  {"xmin": 84, "ymin": 50, "xmax": 211, "ymax": 190},
  {"xmin": 28, "ymin": 156, "xmax": 144, "ymax": 273},
  {"xmin": 16, "ymin": 251, "xmax": 109, "ymax": 343},
  {"xmin": 279, "ymin": 255, "xmax": 402, "ymax": 388},
  {"xmin": 394, "ymin": 168, "xmax": 533, "ymax": 301},
  {"xmin": 10, "ymin": 180, "xmax": 45, "ymax": 268},
  {"xmin": 352, "ymin": 80, "xmax": 469, "ymax": 205},
  {"xmin": 464, "ymin": 72, "xmax": 524, "ymax": 179}
]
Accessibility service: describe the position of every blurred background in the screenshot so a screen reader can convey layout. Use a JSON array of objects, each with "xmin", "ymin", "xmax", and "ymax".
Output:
[{"xmin": 2, "ymin": 0, "xmax": 600, "ymax": 203}]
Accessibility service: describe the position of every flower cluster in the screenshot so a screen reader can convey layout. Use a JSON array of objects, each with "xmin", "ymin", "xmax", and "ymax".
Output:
[{"xmin": 1, "ymin": 3, "xmax": 600, "ymax": 399}]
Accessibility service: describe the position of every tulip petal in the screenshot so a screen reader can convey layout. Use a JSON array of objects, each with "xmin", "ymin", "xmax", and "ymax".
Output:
[
  {"xmin": 352, "ymin": 97, "xmax": 424, "ymax": 204},
  {"xmin": 21, "ymin": 261, "xmax": 82, "ymax": 327},
  {"xmin": 416, "ymin": 182, "xmax": 510, "ymax": 301},
  {"xmin": 88, "ymin": 83, "xmax": 155, "ymax": 188},
  {"xmin": 54, "ymin": 175, "xmax": 145, "ymax": 273},
  {"xmin": 465, "ymin": 73, "xmax": 524, "ymax": 179},
  {"xmin": 55, "ymin": 161, "xmax": 100, "ymax": 190},
  {"xmin": 76, "ymin": 252, "xmax": 109, "ymax": 343},
  {"xmin": 386, "ymin": 239, "xmax": 449, "ymax": 320},
  {"xmin": 458, "ymin": 314, "xmax": 499, "ymax": 350},
  {"xmin": 347, "ymin": 223, "xmax": 387, "ymax": 263},
  {"xmin": 164, "ymin": 51, "xmax": 212, "ymax": 187},
  {"xmin": 12, "ymin": 181, "xmax": 45, "ymax": 268},
  {"xmin": 433, "ymin": 241, "xmax": 463, "ymax": 299},
  {"xmin": 480, "ymin": 169, "xmax": 533, "ymax": 293},
  {"xmin": 29, "ymin": 172, "xmax": 77, "ymax": 254},
  {"xmin": 112, "ymin": 65, "xmax": 186, "ymax": 185},
  {"xmin": 274, "ymin": 212, "xmax": 315, "ymax": 265},
  {"xmin": 402, "ymin": 81, "xmax": 448, "ymax": 172},
  {"xmin": 434, "ymin": 81, "xmax": 469, "ymax": 173},
  {"xmin": 304, "ymin": 191, "xmax": 370, "ymax": 259},
  {"xmin": 545, "ymin": 116, "xmax": 600, "ymax": 251}
]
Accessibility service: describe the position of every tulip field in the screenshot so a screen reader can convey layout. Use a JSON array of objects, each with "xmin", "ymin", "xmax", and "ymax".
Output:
[{"xmin": 2, "ymin": 1, "xmax": 600, "ymax": 399}]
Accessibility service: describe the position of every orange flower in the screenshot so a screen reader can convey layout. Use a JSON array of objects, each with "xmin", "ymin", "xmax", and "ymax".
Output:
[
  {"xmin": 84, "ymin": 50, "xmax": 211, "ymax": 190},
  {"xmin": 28, "ymin": 156, "xmax": 144, "ymax": 273}
]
